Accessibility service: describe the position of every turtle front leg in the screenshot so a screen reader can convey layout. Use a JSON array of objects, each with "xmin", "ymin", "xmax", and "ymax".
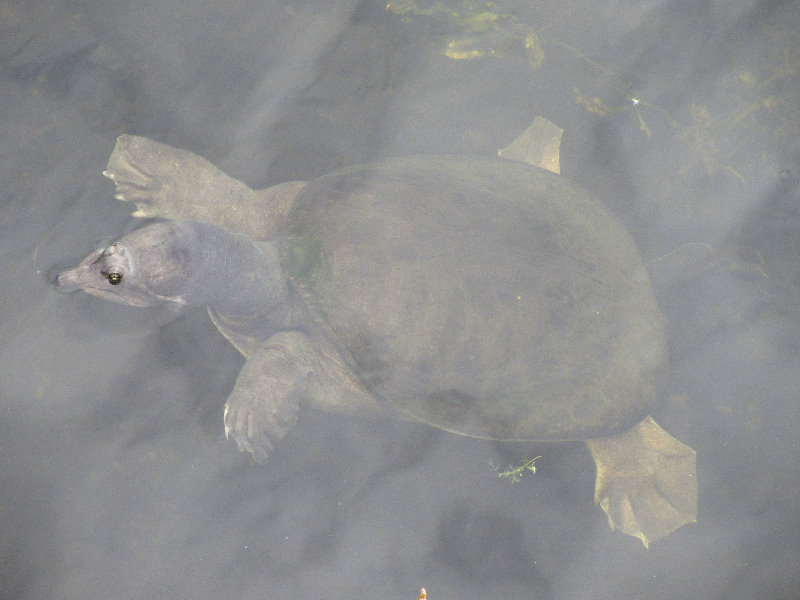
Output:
[
  {"xmin": 223, "ymin": 330, "xmax": 381, "ymax": 463},
  {"xmin": 223, "ymin": 334, "xmax": 304, "ymax": 463},
  {"xmin": 103, "ymin": 134, "xmax": 260, "ymax": 225},
  {"xmin": 584, "ymin": 416, "xmax": 697, "ymax": 547}
]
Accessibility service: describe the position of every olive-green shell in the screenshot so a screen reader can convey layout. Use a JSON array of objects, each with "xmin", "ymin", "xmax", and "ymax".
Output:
[{"xmin": 281, "ymin": 155, "xmax": 666, "ymax": 441}]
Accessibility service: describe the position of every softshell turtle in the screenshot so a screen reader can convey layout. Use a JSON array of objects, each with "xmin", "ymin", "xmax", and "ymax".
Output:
[{"xmin": 57, "ymin": 117, "xmax": 697, "ymax": 547}]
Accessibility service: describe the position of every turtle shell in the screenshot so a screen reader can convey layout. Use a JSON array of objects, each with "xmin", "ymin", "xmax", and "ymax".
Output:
[{"xmin": 280, "ymin": 155, "xmax": 667, "ymax": 442}]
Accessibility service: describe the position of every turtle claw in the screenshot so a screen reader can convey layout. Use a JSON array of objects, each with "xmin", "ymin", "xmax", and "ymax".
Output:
[{"xmin": 585, "ymin": 416, "xmax": 697, "ymax": 547}]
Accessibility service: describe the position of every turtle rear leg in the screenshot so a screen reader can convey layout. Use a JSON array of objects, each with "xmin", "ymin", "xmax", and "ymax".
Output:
[
  {"xmin": 585, "ymin": 416, "xmax": 697, "ymax": 547},
  {"xmin": 103, "ymin": 134, "xmax": 260, "ymax": 224}
]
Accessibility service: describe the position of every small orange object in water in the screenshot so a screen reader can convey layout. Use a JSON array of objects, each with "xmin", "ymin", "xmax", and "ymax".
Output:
[{"xmin": 418, "ymin": 588, "xmax": 427, "ymax": 600}]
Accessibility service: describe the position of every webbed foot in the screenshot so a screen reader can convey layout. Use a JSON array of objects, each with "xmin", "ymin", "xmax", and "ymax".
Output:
[
  {"xmin": 585, "ymin": 416, "xmax": 697, "ymax": 547},
  {"xmin": 103, "ymin": 134, "xmax": 258, "ymax": 224},
  {"xmin": 498, "ymin": 115, "xmax": 563, "ymax": 174},
  {"xmin": 222, "ymin": 332, "xmax": 312, "ymax": 463}
]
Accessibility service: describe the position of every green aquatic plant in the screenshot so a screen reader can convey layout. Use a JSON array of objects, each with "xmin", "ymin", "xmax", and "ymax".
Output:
[
  {"xmin": 386, "ymin": 0, "xmax": 541, "ymax": 65},
  {"xmin": 490, "ymin": 456, "xmax": 541, "ymax": 483}
]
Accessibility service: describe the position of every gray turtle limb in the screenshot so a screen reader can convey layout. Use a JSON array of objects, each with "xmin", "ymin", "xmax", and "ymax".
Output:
[
  {"xmin": 585, "ymin": 416, "xmax": 697, "ymax": 547},
  {"xmin": 224, "ymin": 330, "xmax": 382, "ymax": 463},
  {"xmin": 498, "ymin": 115, "xmax": 563, "ymax": 173},
  {"xmin": 103, "ymin": 134, "xmax": 304, "ymax": 239},
  {"xmin": 223, "ymin": 332, "xmax": 305, "ymax": 463}
]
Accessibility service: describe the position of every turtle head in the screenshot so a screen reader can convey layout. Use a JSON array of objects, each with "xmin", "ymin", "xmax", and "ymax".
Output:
[{"xmin": 57, "ymin": 220, "xmax": 271, "ymax": 310}]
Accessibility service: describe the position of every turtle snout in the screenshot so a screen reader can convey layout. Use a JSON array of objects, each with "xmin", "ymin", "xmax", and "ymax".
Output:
[
  {"xmin": 55, "ymin": 267, "xmax": 81, "ymax": 291},
  {"xmin": 51, "ymin": 265, "xmax": 82, "ymax": 292},
  {"xmin": 54, "ymin": 248, "xmax": 105, "ymax": 292}
]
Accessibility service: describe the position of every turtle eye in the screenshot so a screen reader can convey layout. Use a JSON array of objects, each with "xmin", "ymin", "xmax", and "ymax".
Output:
[{"xmin": 105, "ymin": 268, "xmax": 124, "ymax": 285}]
